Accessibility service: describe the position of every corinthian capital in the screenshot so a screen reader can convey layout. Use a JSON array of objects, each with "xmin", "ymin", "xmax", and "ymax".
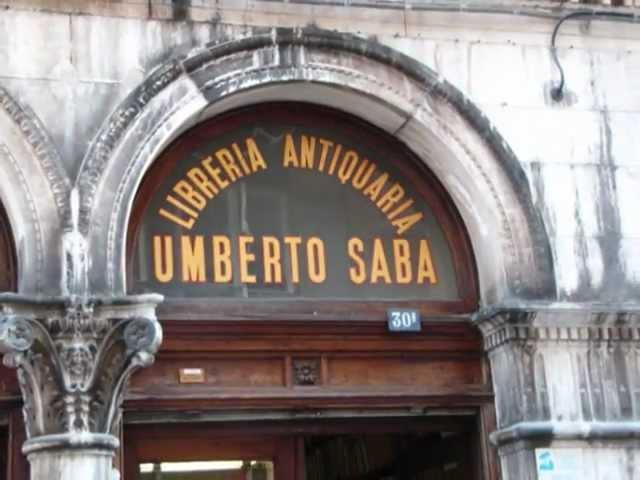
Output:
[{"xmin": 0, "ymin": 294, "xmax": 162, "ymax": 454}]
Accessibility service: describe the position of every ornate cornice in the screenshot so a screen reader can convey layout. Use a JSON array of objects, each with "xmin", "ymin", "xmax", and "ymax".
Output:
[
  {"xmin": 0, "ymin": 295, "xmax": 162, "ymax": 453},
  {"xmin": 475, "ymin": 307, "xmax": 640, "ymax": 352}
]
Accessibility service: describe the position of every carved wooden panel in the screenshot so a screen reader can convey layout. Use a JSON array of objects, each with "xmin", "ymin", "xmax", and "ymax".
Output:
[
  {"xmin": 326, "ymin": 357, "xmax": 482, "ymax": 388},
  {"xmin": 125, "ymin": 320, "xmax": 490, "ymax": 410}
]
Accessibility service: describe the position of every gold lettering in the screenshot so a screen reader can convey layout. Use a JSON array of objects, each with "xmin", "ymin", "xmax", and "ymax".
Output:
[
  {"xmin": 187, "ymin": 167, "xmax": 218, "ymax": 199},
  {"xmin": 363, "ymin": 173, "xmax": 388, "ymax": 202},
  {"xmin": 173, "ymin": 181, "xmax": 206, "ymax": 211},
  {"xmin": 283, "ymin": 133, "xmax": 299, "ymax": 168},
  {"xmin": 392, "ymin": 212, "xmax": 424, "ymax": 235},
  {"xmin": 317, "ymin": 138, "xmax": 333, "ymax": 172},
  {"xmin": 262, "ymin": 236, "xmax": 283, "ymax": 283},
  {"xmin": 347, "ymin": 237, "xmax": 366, "ymax": 285},
  {"xmin": 351, "ymin": 159, "xmax": 375, "ymax": 190},
  {"xmin": 216, "ymin": 148, "xmax": 243, "ymax": 181},
  {"xmin": 202, "ymin": 156, "xmax": 229, "ymax": 190},
  {"xmin": 376, "ymin": 183, "xmax": 405, "ymax": 214},
  {"xmin": 283, "ymin": 236, "xmax": 302, "ymax": 283},
  {"xmin": 337, "ymin": 150, "xmax": 359, "ymax": 184},
  {"xmin": 153, "ymin": 235, "xmax": 174, "ymax": 283},
  {"xmin": 181, "ymin": 235, "xmax": 206, "ymax": 283},
  {"xmin": 370, "ymin": 238, "xmax": 392, "ymax": 284},
  {"xmin": 166, "ymin": 194, "xmax": 199, "ymax": 218},
  {"xmin": 300, "ymin": 135, "xmax": 316, "ymax": 169},
  {"xmin": 417, "ymin": 239, "xmax": 438, "ymax": 284},
  {"xmin": 231, "ymin": 142, "xmax": 252, "ymax": 176},
  {"xmin": 327, "ymin": 144, "xmax": 342, "ymax": 175},
  {"xmin": 212, "ymin": 235, "xmax": 232, "ymax": 283},
  {"xmin": 387, "ymin": 198, "xmax": 414, "ymax": 221},
  {"xmin": 393, "ymin": 239, "xmax": 412, "ymax": 284},
  {"xmin": 238, "ymin": 235, "xmax": 257, "ymax": 283},
  {"xmin": 307, "ymin": 237, "xmax": 326, "ymax": 283},
  {"xmin": 158, "ymin": 208, "xmax": 195, "ymax": 229},
  {"xmin": 246, "ymin": 137, "xmax": 267, "ymax": 171}
]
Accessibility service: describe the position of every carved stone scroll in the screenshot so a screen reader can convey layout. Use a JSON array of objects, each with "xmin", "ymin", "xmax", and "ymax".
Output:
[{"xmin": 0, "ymin": 295, "xmax": 162, "ymax": 454}]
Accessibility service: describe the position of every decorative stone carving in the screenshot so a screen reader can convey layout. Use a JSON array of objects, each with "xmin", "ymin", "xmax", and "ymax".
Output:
[
  {"xmin": 0, "ymin": 86, "xmax": 70, "ymax": 222},
  {"xmin": 475, "ymin": 308, "xmax": 640, "ymax": 353},
  {"xmin": 0, "ymin": 295, "xmax": 162, "ymax": 452},
  {"xmin": 0, "ymin": 86, "xmax": 71, "ymax": 295},
  {"xmin": 77, "ymin": 60, "xmax": 183, "ymax": 235},
  {"xmin": 293, "ymin": 358, "xmax": 320, "ymax": 386},
  {"xmin": 475, "ymin": 307, "xmax": 640, "ymax": 443},
  {"xmin": 0, "ymin": 312, "xmax": 33, "ymax": 352}
]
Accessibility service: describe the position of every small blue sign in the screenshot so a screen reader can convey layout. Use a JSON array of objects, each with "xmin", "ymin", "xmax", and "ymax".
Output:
[
  {"xmin": 387, "ymin": 309, "xmax": 421, "ymax": 332},
  {"xmin": 538, "ymin": 451, "xmax": 555, "ymax": 472}
]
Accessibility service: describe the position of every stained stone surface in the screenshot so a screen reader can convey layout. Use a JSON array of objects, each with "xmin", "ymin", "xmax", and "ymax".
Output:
[
  {"xmin": 0, "ymin": 1, "xmax": 638, "ymax": 480},
  {"xmin": 0, "ymin": 6, "xmax": 637, "ymax": 302}
]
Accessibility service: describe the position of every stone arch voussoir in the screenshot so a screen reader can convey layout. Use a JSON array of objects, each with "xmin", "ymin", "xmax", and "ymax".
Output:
[{"xmin": 0, "ymin": 86, "xmax": 71, "ymax": 295}]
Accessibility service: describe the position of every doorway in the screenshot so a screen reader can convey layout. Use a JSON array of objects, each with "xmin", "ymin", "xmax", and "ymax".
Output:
[
  {"xmin": 304, "ymin": 432, "xmax": 473, "ymax": 480},
  {"xmin": 124, "ymin": 415, "xmax": 479, "ymax": 480}
]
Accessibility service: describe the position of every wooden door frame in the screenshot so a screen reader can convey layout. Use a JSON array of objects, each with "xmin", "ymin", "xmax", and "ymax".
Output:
[
  {"xmin": 123, "ymin": 413, "xmax": 493, "ymax": 480},
  {"xmin": 4, "ymin": 407, "xmax": 28, "ymax": 480},
  {"xmin": 124, "ymin": 423, "xmax": 298, "ymax": 480}
]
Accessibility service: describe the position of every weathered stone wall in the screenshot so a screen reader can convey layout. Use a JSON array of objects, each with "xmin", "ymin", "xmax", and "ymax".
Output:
[
  {"xmin": 0, "ymin": 1, "xmax": 639, "ymax": 479},
  {"xmin": 1, "ymin": 1, "xmax": 638, "ymax": 302}
]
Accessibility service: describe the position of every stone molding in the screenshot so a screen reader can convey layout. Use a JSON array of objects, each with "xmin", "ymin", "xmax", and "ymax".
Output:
[
  {"xmin": 0, "ymin": 86, "xmax": 70, "ymax": 295},
  {"xmin": 77, "ymin": 60, "xmax": 183, "ymax": 236},
  {"xmin": 476, "ymin": 308, "xmax": 640, "ymax": 453},
  {"xmin": 76, "ymin": 28, "xmax": 530, "ymax": 233},
  {"xmin": 491, "ymin": 420, "xmax": 640, "ymax": 447},
  {"xmin": 475, "ymin": 308, "xmax": 640, "ymax": 352},
  {"xmin": 0, "ymin": 294, "xmax": 162, "ymax": 454},
  {"xmin": 77, "ymin": 27, "xmax": 555, "ymax": 302},
  {"xmin": 0, "ymin": 87, "xmax": 70, "ymax": 224},
  {"xmin": 0, "ymin": 0, "xmax": 636, "ymax": 23}
]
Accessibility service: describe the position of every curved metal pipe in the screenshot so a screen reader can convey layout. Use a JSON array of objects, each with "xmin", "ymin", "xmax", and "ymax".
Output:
[{"xmin": 551, "ymin": 10, "xmax": 637, "ymax": 101}]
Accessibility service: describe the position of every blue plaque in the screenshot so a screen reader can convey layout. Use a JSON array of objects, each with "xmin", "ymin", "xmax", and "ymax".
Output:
[{"xmin": 387, "ymin": 309, "xmax": 421, "ymax": 332}]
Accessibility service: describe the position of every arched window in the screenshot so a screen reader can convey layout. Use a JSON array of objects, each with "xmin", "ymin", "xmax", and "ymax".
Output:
[{"xmin": 127, "ymin": 103, "xmax": 477, "ymax": 318}]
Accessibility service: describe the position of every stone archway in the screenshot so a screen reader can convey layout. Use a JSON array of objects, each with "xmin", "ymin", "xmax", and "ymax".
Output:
[
  {"xmin": 0, "ymin": 87, "xmax": 70, "ymax": 295},
  {"xmin": 0, "ymin": 87, "xmax": 162, "ymax": 480},
  {"xmin": 76, "ymin": 27, "xmax": 555, "ymax": 305}
]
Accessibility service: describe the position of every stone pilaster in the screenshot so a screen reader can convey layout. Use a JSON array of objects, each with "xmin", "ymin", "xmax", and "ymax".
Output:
[
  {"xmin": 476, "ymin": 308, "xmax": 640, "ymax": 480},
  {"xmin": 0, "ymin": 294, "xmax": 162, "ymax": 480}
]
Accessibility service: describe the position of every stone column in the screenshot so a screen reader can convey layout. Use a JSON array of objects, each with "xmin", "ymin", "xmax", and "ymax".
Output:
[
  {"xmin": 0, "ymin": 294, "xmax": 162, "ymax": 480},
  {"xmin": 476, "ymin": 308, "xmax": 640, "ymax": 480}
]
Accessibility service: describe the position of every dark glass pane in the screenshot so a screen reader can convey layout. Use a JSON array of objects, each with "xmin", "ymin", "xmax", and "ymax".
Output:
[{"xmin": 131, "ymin": 106, "xmax": 465, "ymax": 303}]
